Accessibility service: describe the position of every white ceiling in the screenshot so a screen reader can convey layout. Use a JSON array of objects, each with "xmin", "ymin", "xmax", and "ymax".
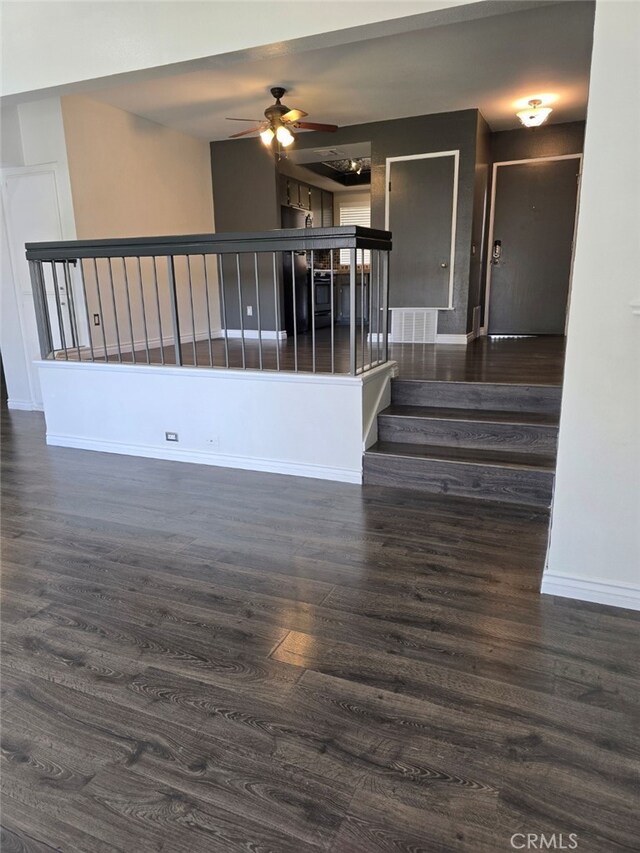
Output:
[{"xmin": 87, "ymin": 1, "xmax": 594, "ymax": 137}]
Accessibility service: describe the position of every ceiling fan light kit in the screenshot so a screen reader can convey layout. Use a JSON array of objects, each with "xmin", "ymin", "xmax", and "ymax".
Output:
[{"xmin": 227, "ymin": 87, "xmax": 338, "ymax": 154}]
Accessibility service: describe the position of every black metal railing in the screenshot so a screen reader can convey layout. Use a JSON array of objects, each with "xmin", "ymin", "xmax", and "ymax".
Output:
[{"xmin": 25, "ymin": 227, "xmax": 391, "ymax": 376}]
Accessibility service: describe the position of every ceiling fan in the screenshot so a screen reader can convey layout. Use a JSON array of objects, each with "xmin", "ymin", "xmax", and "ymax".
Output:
[{"xmin": 226, "ymin": 87, "xmax": 338, "ymax": 148}]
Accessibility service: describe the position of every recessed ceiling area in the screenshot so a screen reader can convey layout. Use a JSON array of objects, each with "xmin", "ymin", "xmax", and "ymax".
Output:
[{"xmin": 86, "ymin": 1, "xmax": 594, "ymax": 138}]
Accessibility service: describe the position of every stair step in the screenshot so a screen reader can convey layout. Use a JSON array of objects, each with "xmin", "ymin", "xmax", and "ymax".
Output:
[
  {"xmin": 391, "ymin": 379, "xmax": 562, "ymax": 415},
  {"xmin": 378, "ymin": 405, "xmax": 559, "ymax": 453},
  {"xmin": 363, "ymin": 441, "xmax": 555, "ymax": 507}
]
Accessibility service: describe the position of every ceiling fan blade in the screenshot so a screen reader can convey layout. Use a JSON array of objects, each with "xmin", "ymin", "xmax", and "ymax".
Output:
[
  {"xmin": 226, "ymin": 117, "xmax": 263, "ymax": 122},
  {"xmin": 282, "ymin": 108, "xmax": 308, "ymax": 123},
  {"xmin": 228, "ymin": 126, "xmax": 263, "ymax": 138},
  {"xmin": 293, "ymin": 121, "xmax": 338, "ymax": 133}
]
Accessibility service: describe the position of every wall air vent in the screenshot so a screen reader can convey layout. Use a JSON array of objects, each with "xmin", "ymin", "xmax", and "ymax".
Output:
[{"xmin": 390, "ymin": 308, "xmax": 438, "ymax": 343}]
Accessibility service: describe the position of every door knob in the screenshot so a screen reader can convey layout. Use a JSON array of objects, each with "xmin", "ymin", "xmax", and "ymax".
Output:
[{"xmin": 440, "ymin": 262, "xmax": 448, "ymax": 269}]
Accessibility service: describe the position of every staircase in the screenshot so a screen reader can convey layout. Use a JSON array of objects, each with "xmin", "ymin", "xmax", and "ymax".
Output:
[{"xmin": 364, "ymin": 379, "xmax": 562, "ymax": 507}]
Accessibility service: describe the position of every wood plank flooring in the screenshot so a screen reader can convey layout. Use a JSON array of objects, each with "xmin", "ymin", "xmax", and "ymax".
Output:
[
  {"xmin": 60, "ymin": 328, "xmax": 566, "ymax": 385},
  {"xmin": 2, "ymin": 406, "xmax": 638, "ymax": 852}
]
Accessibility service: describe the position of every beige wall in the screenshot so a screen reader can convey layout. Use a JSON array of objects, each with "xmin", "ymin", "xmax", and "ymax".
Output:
[
  {"xmin": 61, "ymin": 95, "xmax": 218, "ymax": 353},
  {"xmin": 62, "ymin": 95, "xmax": 214, "ymax": 239}
]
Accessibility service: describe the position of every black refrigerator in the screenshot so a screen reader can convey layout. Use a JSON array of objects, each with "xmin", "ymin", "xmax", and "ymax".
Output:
[{"xmin": 281, "ymin": 206, "xmax": 310, "ymax": 335}]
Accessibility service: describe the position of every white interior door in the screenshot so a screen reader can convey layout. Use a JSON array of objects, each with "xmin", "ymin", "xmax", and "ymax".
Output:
[{"xmin": 1, "ymin": 166, "xmax": 85, "ymax": 402}]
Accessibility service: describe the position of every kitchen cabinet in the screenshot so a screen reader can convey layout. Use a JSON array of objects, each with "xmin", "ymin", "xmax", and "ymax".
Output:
[
  {"xmin": 280, "ymin": 176, "xmax": 332, "ymax": 222},
  {"xmin": 321, "ymin": 191, "xmax": 334, "ymax": 227},
  {"xmin": 284, "ymin": 178, "xmax": 311, "ymax": 211},
  {"xmin": 335, "ymin": 273, "xmax": 369, "ymax": 324}
]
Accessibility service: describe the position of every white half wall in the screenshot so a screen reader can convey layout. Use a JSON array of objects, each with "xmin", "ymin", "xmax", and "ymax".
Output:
[
  {"xmin": 542, "ymin": 0, "xmax": 640, "ymax": 612},
  {"xmin": 38, "ymin": 361, "xmax": 394, "ymax": 483}
]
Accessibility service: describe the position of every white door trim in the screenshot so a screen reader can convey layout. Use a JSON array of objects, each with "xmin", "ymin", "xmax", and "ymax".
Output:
[
  {"xmin": 385, "ymin": 150, "xmax": 460, "ymax": 310},
  {"xmin": 481, "ymin": 153, "xmax": 583, "ymax": 336}
]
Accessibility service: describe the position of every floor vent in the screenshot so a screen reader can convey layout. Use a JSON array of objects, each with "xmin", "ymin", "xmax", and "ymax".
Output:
[{"xmin": 390, "ymin": 309, "xmax": 438, "ymax": 343}]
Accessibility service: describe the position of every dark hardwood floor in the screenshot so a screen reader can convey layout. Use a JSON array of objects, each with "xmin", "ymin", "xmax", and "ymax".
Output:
[
  {"xmin": 66, "ymin": 327, "xmax": 566, "ymax": 385},
  {"xmin": 2, "ymin": 406, "xmax": 638, "ymax": 852}
]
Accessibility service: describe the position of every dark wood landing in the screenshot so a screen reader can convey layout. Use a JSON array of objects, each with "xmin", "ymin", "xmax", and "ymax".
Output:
[
  {"xmin": 390, "ymin": 334, "xmax": 566, "ymax": 384},
  {"xmin": 2, "ymin": 409, "xmax": 639, "ymax": 851},
  {"xmin": 65, "ymin": 329, "xmax": 565, "ymax": 384},
  {"xmin": 379, "ymin": 405, "xmax": 559, "ymax": 453}
]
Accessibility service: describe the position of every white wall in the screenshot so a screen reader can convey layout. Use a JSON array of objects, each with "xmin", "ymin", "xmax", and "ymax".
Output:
[
  {"xmin": 543, "ymin": 0, "xmax": 640, "ymax": 611},
  {"xmin": 0, "ymin": 98, "xmax": 77, "ymax": 408},
  {"xmin": 38, "ymin": 360, "xmax": 393, "ymax": 483},
  {"xmin": 1, "ymin": 1, "xmax": 468, "ymax": 98}
]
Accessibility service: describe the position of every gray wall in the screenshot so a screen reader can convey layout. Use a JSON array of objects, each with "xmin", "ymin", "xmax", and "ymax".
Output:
[
  {"xmin": 211, "ymin": 113, "xmax": 584, "ymax": 337},
  {"xmin": 468, "ymin": 112, "xmax": 491, "ymax": 331},
  {"xmin": 210, "ymin": 138, "xmax": 281, "ymax": 330},
  {"xmin": 491, "ymin": 121, "xmax": 585, "ymax": 163},
  {"xmin": 290, "ymin": 110, "xmax": 479, "ymax": 335}
]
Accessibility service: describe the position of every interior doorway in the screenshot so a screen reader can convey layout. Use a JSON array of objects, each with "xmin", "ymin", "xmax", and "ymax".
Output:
[{"xmin": 484, "ymin": 155, "xmax": 581, "ymax": 335}]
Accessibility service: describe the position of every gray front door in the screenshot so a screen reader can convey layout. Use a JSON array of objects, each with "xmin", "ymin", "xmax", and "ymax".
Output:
[
  {"xmin": 388, "ymin": 155, "xmax": 455, "ymax": 308},
  {"xmin": 488, "ymin": 158, "xmax": 580, "ymax": 335}
]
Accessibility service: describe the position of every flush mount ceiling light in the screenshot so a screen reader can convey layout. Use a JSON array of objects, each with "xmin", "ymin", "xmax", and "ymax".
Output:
[{"xmin": 516, "ymin": 99, "xmax": 553, "ymax": 128}]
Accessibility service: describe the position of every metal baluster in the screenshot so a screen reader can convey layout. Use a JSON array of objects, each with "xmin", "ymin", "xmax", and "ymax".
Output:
[
  {"xmin": 330, "ymin": 250, "xmax": 335, "ymax": 374},
  {"xmin": 368, "ymin": 252, "xmax": 374, "ymax": 369},
  {"xmin": 291, "ymin": 251, "xmax": 298, "ymax": 372},
  {"xmin": 310, "ymin": 250, "xmax": 316, "ymax": 373},
  {"xmin": 186, "ymin": 255, "xmax": 198, "ymax": 366},
  {"xmin": 78, "ymin": 259, "xmax": 95, "ymax": 362},
  {"xmin": 152, "ymin": 256, "xmax": 165, "ymax": 365},
  {"xmin": 29, "ymin": 260, "xmax": 53, "ymax": 359},
  {"xmin": 382, "ymin": 251, "xmax": 390, "ymax": 362},
  {"xmin": 93, "ymin": 259, "xmax": 109, "ymax": 361},
  {"xmin": 349, "ymin": 248, "xmax": 356, "ymax": 375},
  {"xmin": 121, "ymin": 257, "xmax": 136, "ymax": 363},
  {"xmin": 50, "ymin": 262, "xmax": 68, "ymax": 360},
  {"xmin": 254, "ymin": 253, "xmax": 263, "ymax": 370},
  {"xmin": 376, "ymin": 251, "xmax": 381, "ymax": 366},
  {"xmin": 236, "ymin": 253, "xmax": 246, "ymax": 369},
  {"xmin": 272, "ymin": 252, "xmax": 280, "ymax": 372},
  {"xmin": 360, "ymin": 249, "xmax": 366, "ymax": 373},
  {"xmin": 63, "ymin": 260, "xmax": 82, "ymax": 361},
  {"xmin": 202, "ymin": 255, "xmax": 214, "ymax": 367},
  {"xmin": 217, "ymin": 255, "xmax": 230, "ymax": 368},
  {"xmin": 136, "ymin": 257, "xmax": 151, "ymax": 364},
  {"xmin": 106, "ymin": 258, "xmax": 123, "ymax": 362},
  {"xmin": 166, "ymin": 255, "xmax": 182, "ymax": 367}
]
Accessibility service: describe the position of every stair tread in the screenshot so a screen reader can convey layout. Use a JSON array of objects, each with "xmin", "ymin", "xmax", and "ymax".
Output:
[
  {"xmin": 380, "ymin": 405, "xmax": 559, "ymax": 426},
  {"xmin": 365, "ymin": 441, "xmax": 557, "ymax": 470}
]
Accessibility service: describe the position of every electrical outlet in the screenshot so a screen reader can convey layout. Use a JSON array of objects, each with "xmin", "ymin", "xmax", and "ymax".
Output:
[
  {"xmin": 246, "ymin": 305, "xmax": 253, "ymax": 317},
  {"xmin": 165, "ymin": 431, "xmax": 179, "ymax": 442},
  {"xmin": 93, "ymin": 314, "xmax": 101, "ymax": 326}
]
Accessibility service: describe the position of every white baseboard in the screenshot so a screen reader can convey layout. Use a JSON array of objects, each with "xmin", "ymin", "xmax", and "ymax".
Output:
[
  {"xmin": 541, "ymin": 572, "xmax": 640, "ymax": 611},
  {"xmin": 87, "ymin": 330, "xmax": 218, "ymax": 358},
  {"xmin": 435, "ymin": 333, "xmax": 469, "ymax": 345},
  {"xmin": 45, "ymin": 433, "xmax": 362, "ymax": 484},
  {"xmin": 7, "ymin": 399, "xmax": 43, "ymax": 411},
  {"xmin": 223, "ymin": 329, "xmax": 287, "ymax": 341}
]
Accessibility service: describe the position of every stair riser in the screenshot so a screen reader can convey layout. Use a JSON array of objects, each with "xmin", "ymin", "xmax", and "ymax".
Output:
[
  {"xmin": 378, "ymin": 416, "xmax": 558, "ymax": 454},
  {"xmin": 363, "ymin": 455, "xmax": 554, "ymax": 508},
  {"xmin": 392, "ymin": 380, "xmax": 562, "ymax": 415}
]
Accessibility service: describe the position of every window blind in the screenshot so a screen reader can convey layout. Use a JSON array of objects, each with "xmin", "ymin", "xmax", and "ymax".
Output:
[{"xmin": 339, "ymin": 202, "xmax": 371, "ymax": 265}]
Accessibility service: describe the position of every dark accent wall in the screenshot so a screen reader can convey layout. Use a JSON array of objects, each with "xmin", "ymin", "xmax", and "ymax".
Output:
[
  {"xmin": 468, "ymin": 112, "xmax": 491, "ymax": 332},
  {"xmin": 491, "ymin": 121, "xmax": 585, "ymax": 163},
  {"xmin": 290, "ymin": 110, "xmax": 479, "ymax": 335},
  {"xmin": 210, "ymin": 139, "xmax": 281, "ymax": 330}
]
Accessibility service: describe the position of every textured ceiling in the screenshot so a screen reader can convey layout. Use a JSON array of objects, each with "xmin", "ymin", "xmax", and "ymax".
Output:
[{"xmin": 87, "ymin": 1, "xmax": 594, "ymax": 137}]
